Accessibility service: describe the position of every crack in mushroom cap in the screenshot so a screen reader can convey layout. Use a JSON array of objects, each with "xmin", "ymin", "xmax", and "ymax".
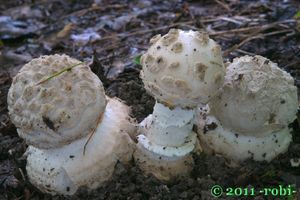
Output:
[
  {"xmin": 210, "ymin": 55, "xmax": 298, "ymax": 136},
  {"xmin": 140, "ymin": 29, "xmax": 225, "ymax": 108},
  {"xmin": 7, "ymin": 54, "xmax": 107, "ymax": 149}
]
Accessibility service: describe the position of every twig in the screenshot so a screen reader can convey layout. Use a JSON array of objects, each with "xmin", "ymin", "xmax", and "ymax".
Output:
[
  {"xmin": 97, "ymin": 21, "xmax": 193, "ymax": 42},
  {"xmin": 236, "ymin": 49, "xmax": 256, "ymax": 56},
  {"xmin": 218, "ymin": 16, "xmax": 244, "ymax": 25},
  {"xmin": 214, "ymin": 0, "xmax": 231, "ymax": 12},
  {"xmin": 283, "ymin": 60, "xmax": 300, "ymax": 69},
  {"xmin": 209, "ymin": 25, "xmax": 264, "ymax": 36},
  {"xmin": 262, "ymin": 29, "xmax": 293, "ymax": 37},
  {"xmin": 223, "ymin": 35, "xmax": 263, "ymax": 56},
  {"xmin": 18, "ymin": 168, "xmax": 26, "ymax": 181},
  {"xmin": 209, "ymin": 19, "xmax": 295, "ymax": 36},
  {"xmin": 0, "ymin": 121, "xmax": 7, "ymax": 127},
  {"xmin": 223, "ymin": 29, "xmax": 294, "ymax": 56},
  {"xmin": 36, "ymin": 62, "xmax": 84, "ymax": 85},
  {"xmin": 96, "ymin": 18, "xmax": 219, "ymax": 42},
  {"xmin": 96, "ymin": 17, "xmax": 291, "ymax": 42},
  {"xmin": 83, "ymin": 113, "xmax": 103, "ymax": 155},
  {"xmin": 58, "ymin": 4, "xmax": 127, "ymax": 22}
]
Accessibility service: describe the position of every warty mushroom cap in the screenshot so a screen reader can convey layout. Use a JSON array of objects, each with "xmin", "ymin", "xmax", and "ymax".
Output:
[
  {"xmin": 140, "ymin": 29, "xmax": 225, "ymax": 108},
  {"xmin": 7, "ymin": 54, "xmax": 107, "ymax": 149},
  {"xmin": 210, "ymin": 55, "xmax": 298, "ymax": 136}
]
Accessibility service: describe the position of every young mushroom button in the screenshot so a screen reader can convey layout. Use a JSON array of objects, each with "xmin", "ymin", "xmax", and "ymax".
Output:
[
  {"xmin": 8, "ymin": 54, "xmax": 107, "ymax": 149},
  {"xmin": 196, "ymin": 55, "xmax": 298, "ymax": 162},
  {"xmin": 134, "ymin": 29, "xmax": 226, "ymax": 181},
  {"xmin": 7, "ymin": 54, "xmax": 136, "ymax": 195}
]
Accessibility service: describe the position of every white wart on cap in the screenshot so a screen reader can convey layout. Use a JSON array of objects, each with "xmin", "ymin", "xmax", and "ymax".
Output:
[
  {"xmin": 140, "ymin": 29, "xmax": 225, "ymax": 108},
  {"xmin": 7, "ymin": 54, "xmax": 107, "ymax": 149},
  {"xmin": 211, "ymin": 55, "xmax": 298, "ymax": 136}
]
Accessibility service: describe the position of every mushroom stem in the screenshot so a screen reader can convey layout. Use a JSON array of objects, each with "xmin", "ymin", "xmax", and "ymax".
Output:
[
  {"xmin": 134, "ymin": 102, "xmax": 198, "ymax": 181},
  {"xmin": 141, "ymin": 102, "xmax": 195, "ymax": 147}
]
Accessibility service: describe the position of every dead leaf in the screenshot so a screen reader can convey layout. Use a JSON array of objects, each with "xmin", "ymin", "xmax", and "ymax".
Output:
[
  {"xmin": 107, "ymin": 60, "xmax": 125, "ymax": 80},
  {"xmin": 42, "ymin": 23, "xmax": 74, "ymax": 50},
  {"xmin": 57, "ymin": 23, "xmax": 74, "ymax": 39}
]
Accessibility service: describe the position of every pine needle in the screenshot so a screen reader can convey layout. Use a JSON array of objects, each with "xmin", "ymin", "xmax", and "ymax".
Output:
[
  {"xmin": 36, "ymin": 62, "xmax": 84, "ymax": 85},
  {"xmin": 83, "ymin": 113, "xmax": 104, "ymax": 155}
]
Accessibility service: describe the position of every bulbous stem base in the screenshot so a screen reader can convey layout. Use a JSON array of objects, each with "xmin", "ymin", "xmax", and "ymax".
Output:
[{"xmin": 134, "ymin": 102, "xmax": 200, "ymax": 181}]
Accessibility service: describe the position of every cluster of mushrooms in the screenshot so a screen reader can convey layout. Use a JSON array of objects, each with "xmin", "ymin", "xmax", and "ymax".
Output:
[{"xmin": 7, "ymin": 29, "xmax": 298, "ymax": 195}]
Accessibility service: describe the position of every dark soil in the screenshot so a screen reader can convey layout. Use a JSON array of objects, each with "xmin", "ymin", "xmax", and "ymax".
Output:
[{"xmin": 0, "ymin": 0, "xmax": 299, "ymax": 199}]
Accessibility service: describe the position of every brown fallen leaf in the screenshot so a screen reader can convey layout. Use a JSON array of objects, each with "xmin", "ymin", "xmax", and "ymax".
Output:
[
  {"xmin": 41, "ymin": 23, "xmax": 74, "ymax": 50},
  {"xmin": 106, "ymin": 60, "xmax": 126, "ymax": 80},
  {"xmin": 56, "ymin": 23, "xmax": 74, "ymax": 39}
]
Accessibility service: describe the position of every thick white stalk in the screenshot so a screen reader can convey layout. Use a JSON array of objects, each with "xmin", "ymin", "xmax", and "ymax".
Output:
[
  {"xmin": 138, "ymin": 102, "xmax": 197, "ymax": 157},
  {"xmin": 135, "ymin": 102, "xmax": 197, "ymax": 181},
  {"xmin": 141, "ymin": 102, "xmax": 194, "ymax": 146}
]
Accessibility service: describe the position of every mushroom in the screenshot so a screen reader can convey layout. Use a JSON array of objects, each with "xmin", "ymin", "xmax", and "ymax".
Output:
[
  {"xmin": 195, "ymin": 55, "xmax": 298, "ymax": 162},
  {"xmin": 7, "ymin": 54, "xmax": 136, "ymax": 195},
  {"xmin": 134, "ymin": 29, "xmax": 226, "ymax": 181}
]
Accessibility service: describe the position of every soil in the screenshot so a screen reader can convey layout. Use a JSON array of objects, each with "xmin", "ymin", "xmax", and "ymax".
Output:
[{"xmin": 0, "ymin": 0, "xmax": 299, "ymax": 200}]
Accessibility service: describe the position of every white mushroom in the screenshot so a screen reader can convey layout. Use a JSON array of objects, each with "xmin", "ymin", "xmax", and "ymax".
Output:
[
  {"xmin": 196, "ymin": 55, "xmax": 298, "ymax": 162},
  {"xmin": 8, "ymin": 54, "xmax": 107, "ymax": 149},
  {"xmin": 26, "ymin": 98, "xmax": 135, "ymax": 195},
  {"xmin": 7, "ymin": 54, "xmax": 136, "ymax": 195},
  {"xmin": 134, "ymin": 29, "xmax": 226, "ymax": 181},
  {"xmin": 140, "ymin": 29, "xmax": 225, "ymax": 108}
]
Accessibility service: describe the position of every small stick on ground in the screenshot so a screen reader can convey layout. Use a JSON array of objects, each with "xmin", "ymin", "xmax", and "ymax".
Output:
[
  {"xmin": 223, "ymin": 35, "xmax": 263, "ymax": 56},
  {"xmin": 18, "ymin": 168, "xmax": 26, "ymax": 181},
  {"xmin": 96, "ymin": 18, "xmax": 219, "ymax": 42},
  {"xmin": 209, "ymin": 19, "xmax": 295, "ymax": 36},
  {"xmin": 223, "ymin": 28, "xmax": 294, "ymax": 56},
  {"xmin": 236, "ymin": 49, "xmax": 256, "ymax": 56},
  {"xmin": 214, "ymin": 0, "xmax": 231, "ymax": 12}
]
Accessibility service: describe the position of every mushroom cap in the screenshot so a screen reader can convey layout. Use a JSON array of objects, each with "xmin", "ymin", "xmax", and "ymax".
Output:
[
  {"xmin": 7, "ymin": 54, "xmax": 107, "ymax": 149},
  {"xmin": 26, "ymin": 98, "xmax": 136, "ymax": 195},
  {"xmin": 140, "ymin": 29, "xmax": 225, "ymax": 108},
  {"xmin": 210, "ymin": 55, "xmax": 298, "ymax": 136}
]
